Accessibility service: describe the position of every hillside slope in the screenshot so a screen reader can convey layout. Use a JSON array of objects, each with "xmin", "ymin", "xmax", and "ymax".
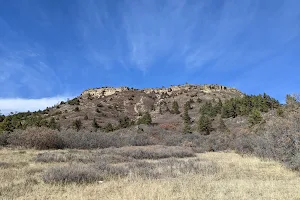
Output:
[{"xmin": 1, "ymin": 84, "xmax": 245, "ymax": 132}]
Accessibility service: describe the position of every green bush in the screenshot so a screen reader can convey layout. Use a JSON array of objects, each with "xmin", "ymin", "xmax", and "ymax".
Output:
[
  {"xmin": 248, "ymin": 109, "xmax": 263, "ymax": 126},
  {"xmin": 198, "ymin": 115, "xmax": 213, "ymax": 135},
  {"xmin": 137, "ymin": 112, "xmax": 152, "ymax": 125},
  {"xmin": 182, "ymin": 101, "xmax": 192, "ymax": 134},
  {"xmin": 48, "ymin": 117, "xmax": 60, "ymax": 130},
  {"xmin": 221, "ymin": 94, "xmax": 279, "ymax": 118},
  {"xmin": 172, "ymin": 101, "xmax": 180, "ymax": 114},
  {"xmin": 104, "ymin": 123, "xmax": 114, "ymax": 132},
  {"xmin": 67, "ymin": 98, "xmax": 80, "ymax": 105},
  {"xmin": 118, "ymin": 116, "xmax": 131, "ymax": 128},
  {"xmin": 276, "ymin": 107, "xmax": 284, "ymax": 117}
]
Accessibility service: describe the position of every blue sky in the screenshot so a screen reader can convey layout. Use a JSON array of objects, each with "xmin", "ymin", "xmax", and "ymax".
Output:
[{"xmin": 0, "ymin": 0, "xmax": 299, "ymax": 113}]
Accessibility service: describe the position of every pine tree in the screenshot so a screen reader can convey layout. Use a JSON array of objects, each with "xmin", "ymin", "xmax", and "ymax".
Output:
[
  {"xmin": 104, "ymin": 123, "xmax": 114, "ymax": 132},
  {"xmin": 182, "ymin": 102, "xmax": 192, "ymax": 134},
  {"xmin": 214, "ymin": 98, "xmax": 223, "ymax": 115},
  {"xmin": 172, "ymin": 101, "xmax": 180, "ymax": 114},
  {"xmin": 248, "ymin": 109, "xmax": 263, "ymax": 126},
  {"xmin": 199, "ymin": 102, "xmax": 213, "ymax": 116},
  {"xmin": 198, "ymin": 115, "xmax": 213, "ymax": 135},
  {"xmin": 183, "ymin": 122, "xmax": 192, "ymax": 134},
  {"xmin": 92, "ymin": 118, "xmax": 100, "ymax": 131},
  {"xmin": 286, "ymin": 94, "xmax": 297, "ymax": 105},
  {"xmin": 48, "ymin": 117, "xmax": 59, "ymax": 130},
  {"xmin": 137, "ymin": 112, "xmax": 152, "ymax": 125},
  {"xmin": 221, "ymin": 100, "xmax": 237, "ymax": 118},
  {"xmin": 276, "ymin": 107, "xmax": 284, "ymax": 117},
  {"xmin": 183, "ymin": 103, "xmax": 191, "ymax": 123}
]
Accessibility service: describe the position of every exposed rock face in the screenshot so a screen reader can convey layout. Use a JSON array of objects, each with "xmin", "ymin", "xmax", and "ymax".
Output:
[
  {"xmin": 81, "ymin": 84, "xmax": 242, "ymax": 98},
  {"xmin": 144, "ymin": 84, "xmax": 240, "ymax": 95},
  {"xmin": 81, "ymin": 87, "xmax": 131, "ymax": 97}
]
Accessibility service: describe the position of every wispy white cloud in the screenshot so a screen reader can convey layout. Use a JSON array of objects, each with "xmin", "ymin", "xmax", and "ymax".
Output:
[
  {"xmin": 124, "ymin": 0, "xmax": 300, "ymax": 70},
  {"xmin": 0, "ymin": 17, "xmax": 61, "ymax": 98},
  {"xmin": 76, "ymin": 0, "xmax": 300, "ymax": 71},
  {"xmin": 76, "ymin": 0, "xmax": 122, "ymax": 70},
  {"xmin": 0, "ymin": 96, "xmax": 71, "ymax": 114},
  {"xmin": 1, "ymin": 0, "xmax": 299, "ymax": 103}
]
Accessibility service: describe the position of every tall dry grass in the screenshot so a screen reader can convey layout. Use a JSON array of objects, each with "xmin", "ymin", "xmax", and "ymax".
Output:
[{"xmin": 0, "ymin": 148, "xmax": 300, "ymax": 200}]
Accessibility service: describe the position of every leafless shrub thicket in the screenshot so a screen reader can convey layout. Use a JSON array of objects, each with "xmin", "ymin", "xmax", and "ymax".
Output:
[
  {"xmin": 0, "ymin": 161, "xmax": 28, "ymax": 169},
  {"xmin": 34, "ymin": 151, "xmax": 134, "ymax": 164},
  {"xmin": 42, "ymin": 158, "xmax": 220, "ymax": 184},
  {"xmin": 43, "ymin": 164, "xmax": 103, "ymax": 184},
  {"xmin": 2, "ymin": 111, "xmax": 300, "ymax": 172},
  {"xmin": 97, "ymin": 145, "xmax": 195, "ymax": 159},
  {"xmin": 7, "ymin": 127, "xmax": 64, "ymax": 150},
  {"xmin": 234, "ymin": 113, "xmax": 300, "ymax": 170},
  {"xmin": 2, "ymin": 126, "xmax": 232, "ymax": 151}
]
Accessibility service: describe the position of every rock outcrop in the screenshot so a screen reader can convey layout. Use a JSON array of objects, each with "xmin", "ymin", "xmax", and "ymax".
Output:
[
  {"xmin": 82, "ymin": 84, "xmax": 242, "ymax": 98},
  {"xmin": 81, "ymin": 87, "xmax": 131, "ymax": 98}
]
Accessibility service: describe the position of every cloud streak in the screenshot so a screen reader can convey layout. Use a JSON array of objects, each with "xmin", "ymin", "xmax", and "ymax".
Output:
[
  {"xmin": 0, "ymin": 16, "xmax": 62, "ymax": 98},
  {"xmin": 76, "ymin": 0, "xmax": 300, "ymax": 72},
  {"xmin": 0, "ymin": 96, "xmax": 71, "ymax": 115},
  {"xmin": 1, "ymin": 0, "xmax": 299, "ymax": 102}
]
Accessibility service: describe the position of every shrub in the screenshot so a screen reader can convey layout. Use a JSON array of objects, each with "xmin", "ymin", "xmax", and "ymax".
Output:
[
  {"xmin": 172, "ymin": 101, "xmax": 180, "ymax": 114},
  {"xmin": 72, "ymin": 119, "xmax": 82, "ymax": 131},
  {"xmin": 248, "ymin": 109, "xmax": 263, "ymax": 126},
  {"xmin": 67, "ymin": 98, "xmax": 80, "ymax": 105},
  {"xmin": 218, "ymin": 118, "xmax": 229, "ymax": 132},
  {"xmin": 97, "ymin": 103, "xmax": 103, "ymax": 107},
  {"xmin": 137, "ymin": 112, "xmax": 152, "ymax": 125},
  {"xmin": 276, "ymin": 107, "xmax": 284, "ymax": 117},
  {"xmin": 105, "ymin": 146, "xmax": 195, "ymax": 159},
  {"xmin": 43, "ymin": 165, "xmax": 102, "ymax": 184},
  {"xmin": 286, "ymin": 94, "xmax": 297, "ymax": 105},
  {"xmin": 183, "ymin": 122, "xmax": 192, "ymax": 134},
  {"xmin": 35, "ymin": 152, "xmax": 71, "ymax": 163},
  {"xmin": 92, "ymin": 118, "xmax": 100, "ymax": 130},
  {"xmin": 48, "ymin": 117, "xmax": 60, "ymax": 130},
  {"xmin": 0, "ymin": 132, "xmax": 9, "ymax": 146},
  {"xmin": 0, "ymin": 161, "xmax": 28, "ymax": 169},
  {"xmin": 8, "ymin": 127, "xmax": 64, "ymax": 150},
  {"xmin": 104, "ymin": 123, "xmax": 114, "ymax": 132},
  {"xmin": 118, "ymin": 116, "xmax": 131, "ymax": 128},
  {"xmin": 74, "ymin": 107, "xmax": 80, "ymax": 112}
]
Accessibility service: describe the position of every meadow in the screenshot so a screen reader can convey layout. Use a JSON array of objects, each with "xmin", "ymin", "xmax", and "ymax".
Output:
[{"xmin": 1, "ymin": 146, "xmax": 299, "ymax": 200}]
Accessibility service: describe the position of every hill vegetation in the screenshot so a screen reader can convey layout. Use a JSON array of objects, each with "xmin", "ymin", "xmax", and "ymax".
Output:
[
  {"xmin": 0, "ymin": 84, "xmax": 299, "ymax": 171},
  {"xmin": 0, "ymin": 84, "xmax": 300, "ymax": 199}
]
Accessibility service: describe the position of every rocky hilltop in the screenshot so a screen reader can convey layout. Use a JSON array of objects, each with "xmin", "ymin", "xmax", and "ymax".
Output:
[
  {"xmin": 28, "ymin": 84, "xmax": 241, "ymax": 132},
  {"xmin": 82, "ymin": 84, "xmax": 242, "ymax": 98},
  {"xmin": 0, "ymin": 82, "xmax": 283, "ymax": 148}
]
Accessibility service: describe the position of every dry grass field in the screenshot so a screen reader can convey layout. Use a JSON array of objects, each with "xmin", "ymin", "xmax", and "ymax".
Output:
[{"xmin": 0, "ymin": 147, "xmax": 300, "ymax": 200}]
